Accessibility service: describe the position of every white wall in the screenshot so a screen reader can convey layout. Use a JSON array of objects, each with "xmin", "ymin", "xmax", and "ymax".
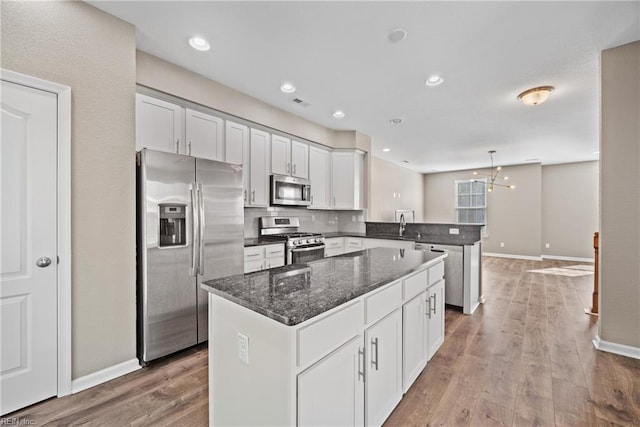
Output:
[
  {"xmin": 1, "ymin": 2, "xmax": 137, "ymax": 378},
  {"xmin": 369, "ymin": 156, "xmax": 424, "ymax": 222},
  {"xmin": 599, "ymin": 41, "xmax": 640, "ymax": 350},
  {"xmin": 542, "ymin": 161, "xmax": 598, "ymax": 259}
]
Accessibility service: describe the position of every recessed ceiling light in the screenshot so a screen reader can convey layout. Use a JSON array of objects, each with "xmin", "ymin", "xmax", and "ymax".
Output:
[
  {"xmin": 425, "ymin": 75, "xmax": 444, "ymax": 87},
  {"xmin": 188, "ymin": 36, "xmax": 210, "ymax": 52},
  {"xmin": 332, "ymin": 110, "xmax": 345, "ymax": 119},
  {"xmin": 389, "ymin": 118, "xmax": 403, "ymax": 124},
  {"xmin": 280, "ymin": 82, "xmax": 296, "ymax": 93},
  {"xmin": 382, "ymin": 148, "xmax": 391, "ymax": 152},
  {"xmin": 388, "ymin": 27, "xmax": 408, "ymax": 43}
]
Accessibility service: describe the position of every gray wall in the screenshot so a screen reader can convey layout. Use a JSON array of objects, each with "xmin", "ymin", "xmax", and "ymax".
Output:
[
  {"xmin": 542, "ymin": 161, "xmax": 599, "ymax": 259},
  {"xmin": 369, "ymin": 156, "xmax": 424, "ymax": 222},
  {"xmin": 423, "ymin": 163, "xmax": 544, "ymax": 257},
  {"xmin": 599, "ymin": 41, "xmax": 640, "ymax": 349},
  {"xmin": 1, "ymin": 2, "xmax": 137, "ymax": 378}
]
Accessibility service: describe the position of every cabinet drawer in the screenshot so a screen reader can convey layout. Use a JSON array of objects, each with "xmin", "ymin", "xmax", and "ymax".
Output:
[
  {"xmin": 365, "ymin": 280, "xmax": 402, "ymax": 325},
  {"xmin": 244, "ymin": 259, "xmax": 264, "ymax": 273},
  {"xmin": 345, "ymin": 238, "xmax": 363, "ymax": 249},
  {"xmin": 244, "ymin": 246, "xmax": 264, "ymax": 261},
  {"xmin": 404, "ymin": 270, "xmax": 428, "ymax": 301},
  {"xmin": 265, "ymin": 244, "xmax": 285, "ymax": 258},
  {"xmin": 429, "ymin": 261, "xmax": 445, "ymax": 286},
  {"xmin": 325, "ymin": 238, "xmax": 344, "ymax": 249},
  {"xmin": 297, "ymin": 301, "xmax": 362, "ymax": 368}
]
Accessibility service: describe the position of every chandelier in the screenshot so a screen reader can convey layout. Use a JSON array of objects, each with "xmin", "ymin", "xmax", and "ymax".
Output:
[{"xmin": 471, "ymin": 150, "xmax": 515, "ymax": 192}]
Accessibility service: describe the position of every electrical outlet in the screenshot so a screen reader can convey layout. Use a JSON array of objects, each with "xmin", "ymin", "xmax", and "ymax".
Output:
[
  {"xmin": 237, "ymin": 333, "xmax": 249, "ymax": 364},
  {"xmin": 545, "ymin": 243, "xmax": 550, "ymax": 249},
  {"xmin": 449, "ymin": 228, "xmax": 459, "ymax": 235},
  {"xmin": 358, "ymin": 215, "xmax": 364, "ymax": 221},
  {"xmin": 500, "ymin": 242, "xmax": 505, "ymax": 248}
]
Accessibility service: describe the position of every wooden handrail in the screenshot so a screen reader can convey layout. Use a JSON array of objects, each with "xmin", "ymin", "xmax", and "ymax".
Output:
[{"xmin": 587, "ymin": 232, "xmax": 599, "ymax": 315}]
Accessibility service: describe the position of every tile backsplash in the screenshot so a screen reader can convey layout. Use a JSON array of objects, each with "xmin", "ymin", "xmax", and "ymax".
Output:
[{"xmin": 244, "ymin": 207, "xmax": 367, "ymax": 237}]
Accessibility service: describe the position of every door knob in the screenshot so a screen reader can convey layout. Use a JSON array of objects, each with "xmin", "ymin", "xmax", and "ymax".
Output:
[{"xmin": 36, "ymin": 257, "xmax": 52, "ymax": 268}]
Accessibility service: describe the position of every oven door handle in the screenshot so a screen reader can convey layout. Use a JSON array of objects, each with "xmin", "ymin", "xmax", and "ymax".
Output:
[{"xmin": 290, "ymin": 244, "xmax": 326, "ymax": 253}]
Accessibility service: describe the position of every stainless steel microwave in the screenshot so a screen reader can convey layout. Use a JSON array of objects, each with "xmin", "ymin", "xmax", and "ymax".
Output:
[{"xmin": 270, "ymin": 174, "xmax": 312, "ymax": 207}]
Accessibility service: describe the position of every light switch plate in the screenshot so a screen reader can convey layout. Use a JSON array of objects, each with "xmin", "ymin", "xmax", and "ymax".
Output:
[{"xmin": 449, "ymin": 228, "xmax": 459, "ymax": 235}]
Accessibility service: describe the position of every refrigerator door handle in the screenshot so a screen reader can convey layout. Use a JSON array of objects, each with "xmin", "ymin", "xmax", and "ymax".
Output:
[
  {"xmin": 197, "ymin": 183, "xmax": 206, "ymax": 276},
  {"xmin": 190, "ymin": 183, "xmax": 199, "ymax": 276}
]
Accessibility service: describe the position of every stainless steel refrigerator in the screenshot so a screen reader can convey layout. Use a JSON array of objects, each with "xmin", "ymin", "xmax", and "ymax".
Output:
[{"xmin": 137, "ymin": 149, "xmax": 244, "ymax": 363}]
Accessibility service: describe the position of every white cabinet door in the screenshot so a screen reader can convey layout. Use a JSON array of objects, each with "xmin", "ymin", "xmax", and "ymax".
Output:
[
  {"xmin": 331, "ymin": 150, "xmax": 364, "ymax": 209},
  {"xmin": 298, "ymin": 336, "xmax": 364, "ymax": 427},
  {"xmin": 136, "ymin": 93, "xmax": 183, "ymax": 154},
  {"xmin": 309, "ymin": 146, "xmax": 331, "ymax": 209},
  {"xmin": 426, "ymin": 279, "xmax": 445, "ymax": 360},
  {"xmin": 249, "ymin": 128, "xmax": 270, "ymax": 207},
  {"xmin": 271, "ymin": 134, "xmax": 291, "ymax": 176},
  {"xmin": 225, "ymin": 120, "xmax": 248, "ymax": 165},
  {"xmin": 291, "ymin": 140, "xmax": 309, "ymax": 179},
  {"xmin": 365, "ymin": 309, "xmax": 402, "ymax": 427},
  {"xmin": 402, "ymin": 292, "xmax": 427, "ymax": 393},
  {"xmin": 185, "ymin": 108, "xmax": 224, "ymax": 161}
]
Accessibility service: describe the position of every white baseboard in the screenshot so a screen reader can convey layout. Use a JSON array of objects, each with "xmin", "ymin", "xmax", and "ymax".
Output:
[
  {"xmin": 483, "ymin": 252, "xmax": 542, "ymax": 261},
  {"xmin": 71, "ymin": 358, "xmax": 141, "ymax": 394},
  {"xmin": 542, "ymin": 255, "xmax": 594, "ymax": 262},
  {"xmin": 593, "ymin": 335, "xmax": 640, "ymax": 360}
]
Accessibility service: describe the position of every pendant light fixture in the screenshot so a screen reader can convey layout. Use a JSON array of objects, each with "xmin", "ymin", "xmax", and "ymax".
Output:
[
  {"xmin": 471, "ymin": 150, "xmax": 515, "ymax": 192},
  {"xmin": 518, "ymin": 86, "xmax": 554, "ymax": 106}
]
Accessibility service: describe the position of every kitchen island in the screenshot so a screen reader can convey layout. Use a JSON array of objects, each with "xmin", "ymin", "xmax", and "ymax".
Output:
[{"xmin": 202, "ymin": 247, "xmax": 447, "ymax": 426}]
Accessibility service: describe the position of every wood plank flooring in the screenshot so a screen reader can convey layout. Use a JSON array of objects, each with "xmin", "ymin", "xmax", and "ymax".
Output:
[{"xmin": 6, "ymin": 257, "xmax": 640, "ymax": 426}]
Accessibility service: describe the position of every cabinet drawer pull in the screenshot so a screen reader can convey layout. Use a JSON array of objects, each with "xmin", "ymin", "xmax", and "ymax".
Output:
[
  {"xmin": 293, "ymin": 163, "xmax": 297, "ymax": 174},
  {"xmin": 431, "ymin": 294, "xmax": 437, "ymax": 315},
  {"xmin": 425, "ymin": 296, "xmax": 432, "ymax": 319},
  {"xmin": 188, "ymin": 141, "xmax": 192, "ymax": 156},
  {"xmin": 246, "ymin": 253, "xmax": 261, "ymax": 258},
  {"xmin": 175, "ymin": 138, "xmax": 180, "ymax": 153},
  {"xmin": 287, "ymin": 163, "xmax": 290, "ymax": 174},
  {"xmin": 371, "ymin": 337, "xmax": 379, "ymax": 371},
  {"xmin": 244, "ymin": 190, "xmax": 248, "ymax": 202},
  {"xmin": 252, "ymin": 190, "xmax": 256, "ymax": 202}
]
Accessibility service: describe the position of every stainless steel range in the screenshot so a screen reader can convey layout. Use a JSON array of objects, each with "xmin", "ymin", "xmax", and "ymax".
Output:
[{"xmin": 259, "ymin": 217, "xmax": 325, "ymax": 264}]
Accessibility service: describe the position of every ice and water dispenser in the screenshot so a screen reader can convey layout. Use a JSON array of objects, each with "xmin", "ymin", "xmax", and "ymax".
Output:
[{"xmin": 159, "ymin": 204, "xmax": 186, "ymax": 247}]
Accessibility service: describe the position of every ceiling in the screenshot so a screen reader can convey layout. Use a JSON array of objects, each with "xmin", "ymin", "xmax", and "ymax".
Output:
[{"xmin": 90, "ymin": 1, "xmax": 639, "ymax": 173}]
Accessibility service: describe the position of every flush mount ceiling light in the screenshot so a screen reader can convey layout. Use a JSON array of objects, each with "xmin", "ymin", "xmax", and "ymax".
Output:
[
  {"xmin": 518, "ymin": 86, "xmax": 554, "ymax": 106},
  {"xmin": 188, "ymin": 36, "xmax": 210, "ymax": 51},
  {"xmin": 382, "ymin": 148, "xmax": 391, "ymax": 152},
  {"xmin": 389, "ymin": 118, "xmax": 403, "ymax": 124},
  {"xmin": 425, "ymin": 75, "xmax": 444, "ymax": 87},
  {"xmin": 280, "ymin": 82, "xmax": 296, "ymax": 93},
  {"xmin": 471, "ymin": 150, "xmax": 515, "ymax": 192},
  {"xmin": 332, "ymin": 110, "xmax": 345, "ymax": 119},
  {"xmin": 388, "ymin": 27, "xmax": 408, "ymax": 43}
]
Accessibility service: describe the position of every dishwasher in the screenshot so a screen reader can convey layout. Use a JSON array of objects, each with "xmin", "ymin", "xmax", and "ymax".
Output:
[{"xmin": 415, "ymin": 243, "xmax": 464, "ymax": 308}]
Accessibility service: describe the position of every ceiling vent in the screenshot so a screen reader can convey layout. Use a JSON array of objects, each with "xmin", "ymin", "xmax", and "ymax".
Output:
[{"xmin": 291, "ymin": 97, "xmax": 311, "ymax": 107}]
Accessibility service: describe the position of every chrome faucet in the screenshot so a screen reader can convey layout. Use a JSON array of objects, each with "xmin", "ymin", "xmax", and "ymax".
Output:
[{"xmin": 399, "ymin": 213, "xmax": 406, "ymax": 236}]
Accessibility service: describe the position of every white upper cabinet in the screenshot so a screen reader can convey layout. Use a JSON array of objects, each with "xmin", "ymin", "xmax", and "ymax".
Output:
[
  {"xmin": 225, "ymin": 120, "xmax": 248, "ymax": 165},
  {"xmin": 331, "ymin": 150, "xmax": 364, "ymax": 209},
  {"xmin": 271, "ymin": 136, "xmax": 309, "ymax": 179},
  {"xmin": 136, "ymin": 93, "xmax": 183, "ymax": 154},
  {"xmin": 271, "ymin": 134, "xmax": 291, "ymax": 176},
  {"xmin": 309, "ymin": 146, "xmax": 331, "ymax": 209},
  {"xmin": 291, "ymin": 140, "xmax": 309, "ymax": 179},
  {"xmin": 248, "ymin": 128, "xmax": 270, "ymax": 207},
  {"xmin": 185, "ymin": 108, "xmax": 224, "ymax": 161}
]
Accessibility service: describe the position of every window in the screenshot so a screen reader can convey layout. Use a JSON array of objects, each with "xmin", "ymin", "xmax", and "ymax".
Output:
[{"xmin": 455, "ymin": 179, "xmax": 486, "ymax": 224}]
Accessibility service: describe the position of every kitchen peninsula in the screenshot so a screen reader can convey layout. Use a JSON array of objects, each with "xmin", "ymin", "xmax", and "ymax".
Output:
[{"xmin": 202, "ymin": 247, "xmax": 447, "ymax": 426}]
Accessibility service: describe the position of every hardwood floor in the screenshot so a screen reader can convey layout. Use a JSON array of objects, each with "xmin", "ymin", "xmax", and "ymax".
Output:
[{"xmin": 6, "ymin": 257, "xmax": 640, "ymax": 426}]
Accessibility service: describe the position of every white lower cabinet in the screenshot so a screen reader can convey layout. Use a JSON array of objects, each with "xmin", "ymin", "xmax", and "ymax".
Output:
[
  {"xmin": 402, "ymin": 292, "xmax": 427, "ymax": 393},
  {"xmin": 297, "ymin": 336, "xmax": 365, "ymax": 427},
  {"xmin": 426, "ymin": 279, "xmax": 445, "ymax": 360},
  {"xmin": 365, "ymin": 309, "xmax": 403, "ymax": 426},
  {"xmin": 243, "ymin": 244, "xmax": 285, "ymax": 273},
  {"xmin": 325, "ymin": 237, "xmax": 345, "ymax": 257}
]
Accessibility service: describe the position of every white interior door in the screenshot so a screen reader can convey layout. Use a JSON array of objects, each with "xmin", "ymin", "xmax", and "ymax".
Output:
[{"xmin": 1, "ymin": 80, "xmax": 58, "ymax": 415}]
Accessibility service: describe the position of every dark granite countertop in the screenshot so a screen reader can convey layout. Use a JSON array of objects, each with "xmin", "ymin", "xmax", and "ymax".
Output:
[
  {"xmin": 321, "ymin": 231, "xmax": 480, "ymax": 246},
  {"xmin": 202, "ymin": 247, "xmax": 446, "ymax": 326},
  {"xmin": 244, "ymin": 238, "xmax": 286, "ymax": 247}
]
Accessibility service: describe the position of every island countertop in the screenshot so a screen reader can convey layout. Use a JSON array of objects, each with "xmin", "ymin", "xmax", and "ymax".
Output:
[{"xmin": 202, "ymin": 247, "xmax": 446, "ymax": 326}]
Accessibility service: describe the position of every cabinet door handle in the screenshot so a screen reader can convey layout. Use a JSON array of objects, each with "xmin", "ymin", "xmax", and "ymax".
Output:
[
  {"xmin": 425, "ymin": 295, "xmax": 432, "ymax": 319},
  {"xmin": 176, "ymin": 138, "xmax": 180, "ymax": 153},
  {"xmin": 431, "ymin": 294, "xmax": 437, "ymax": 315},
  {"xmin": 287, "ymin": 163, "xmax": 290, "ymax": 174},
  {"xmin": 244, "ymin": 190, "xmax": 248, "ymax": 202},
  {"xmin": 188, "ymin": 141, "xmax": 192, "ymax": 156},
  {"xmin": 371, "ymin": 337, "xmax": 379, "ymax": 371},
  {"xmin": 293, "ymin": 163, "xmax": 297, "ymax": 175},
  {"xmin": 358, "ymin": 347, "xmax": 365, "ymax": 382},
  {"xmin": 252, "ymin": 190, "xmax": 256, "ymax": 202},
  {"xmin": 310, "ymin": 195, "xmax": 314, "ymax": 205}
]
